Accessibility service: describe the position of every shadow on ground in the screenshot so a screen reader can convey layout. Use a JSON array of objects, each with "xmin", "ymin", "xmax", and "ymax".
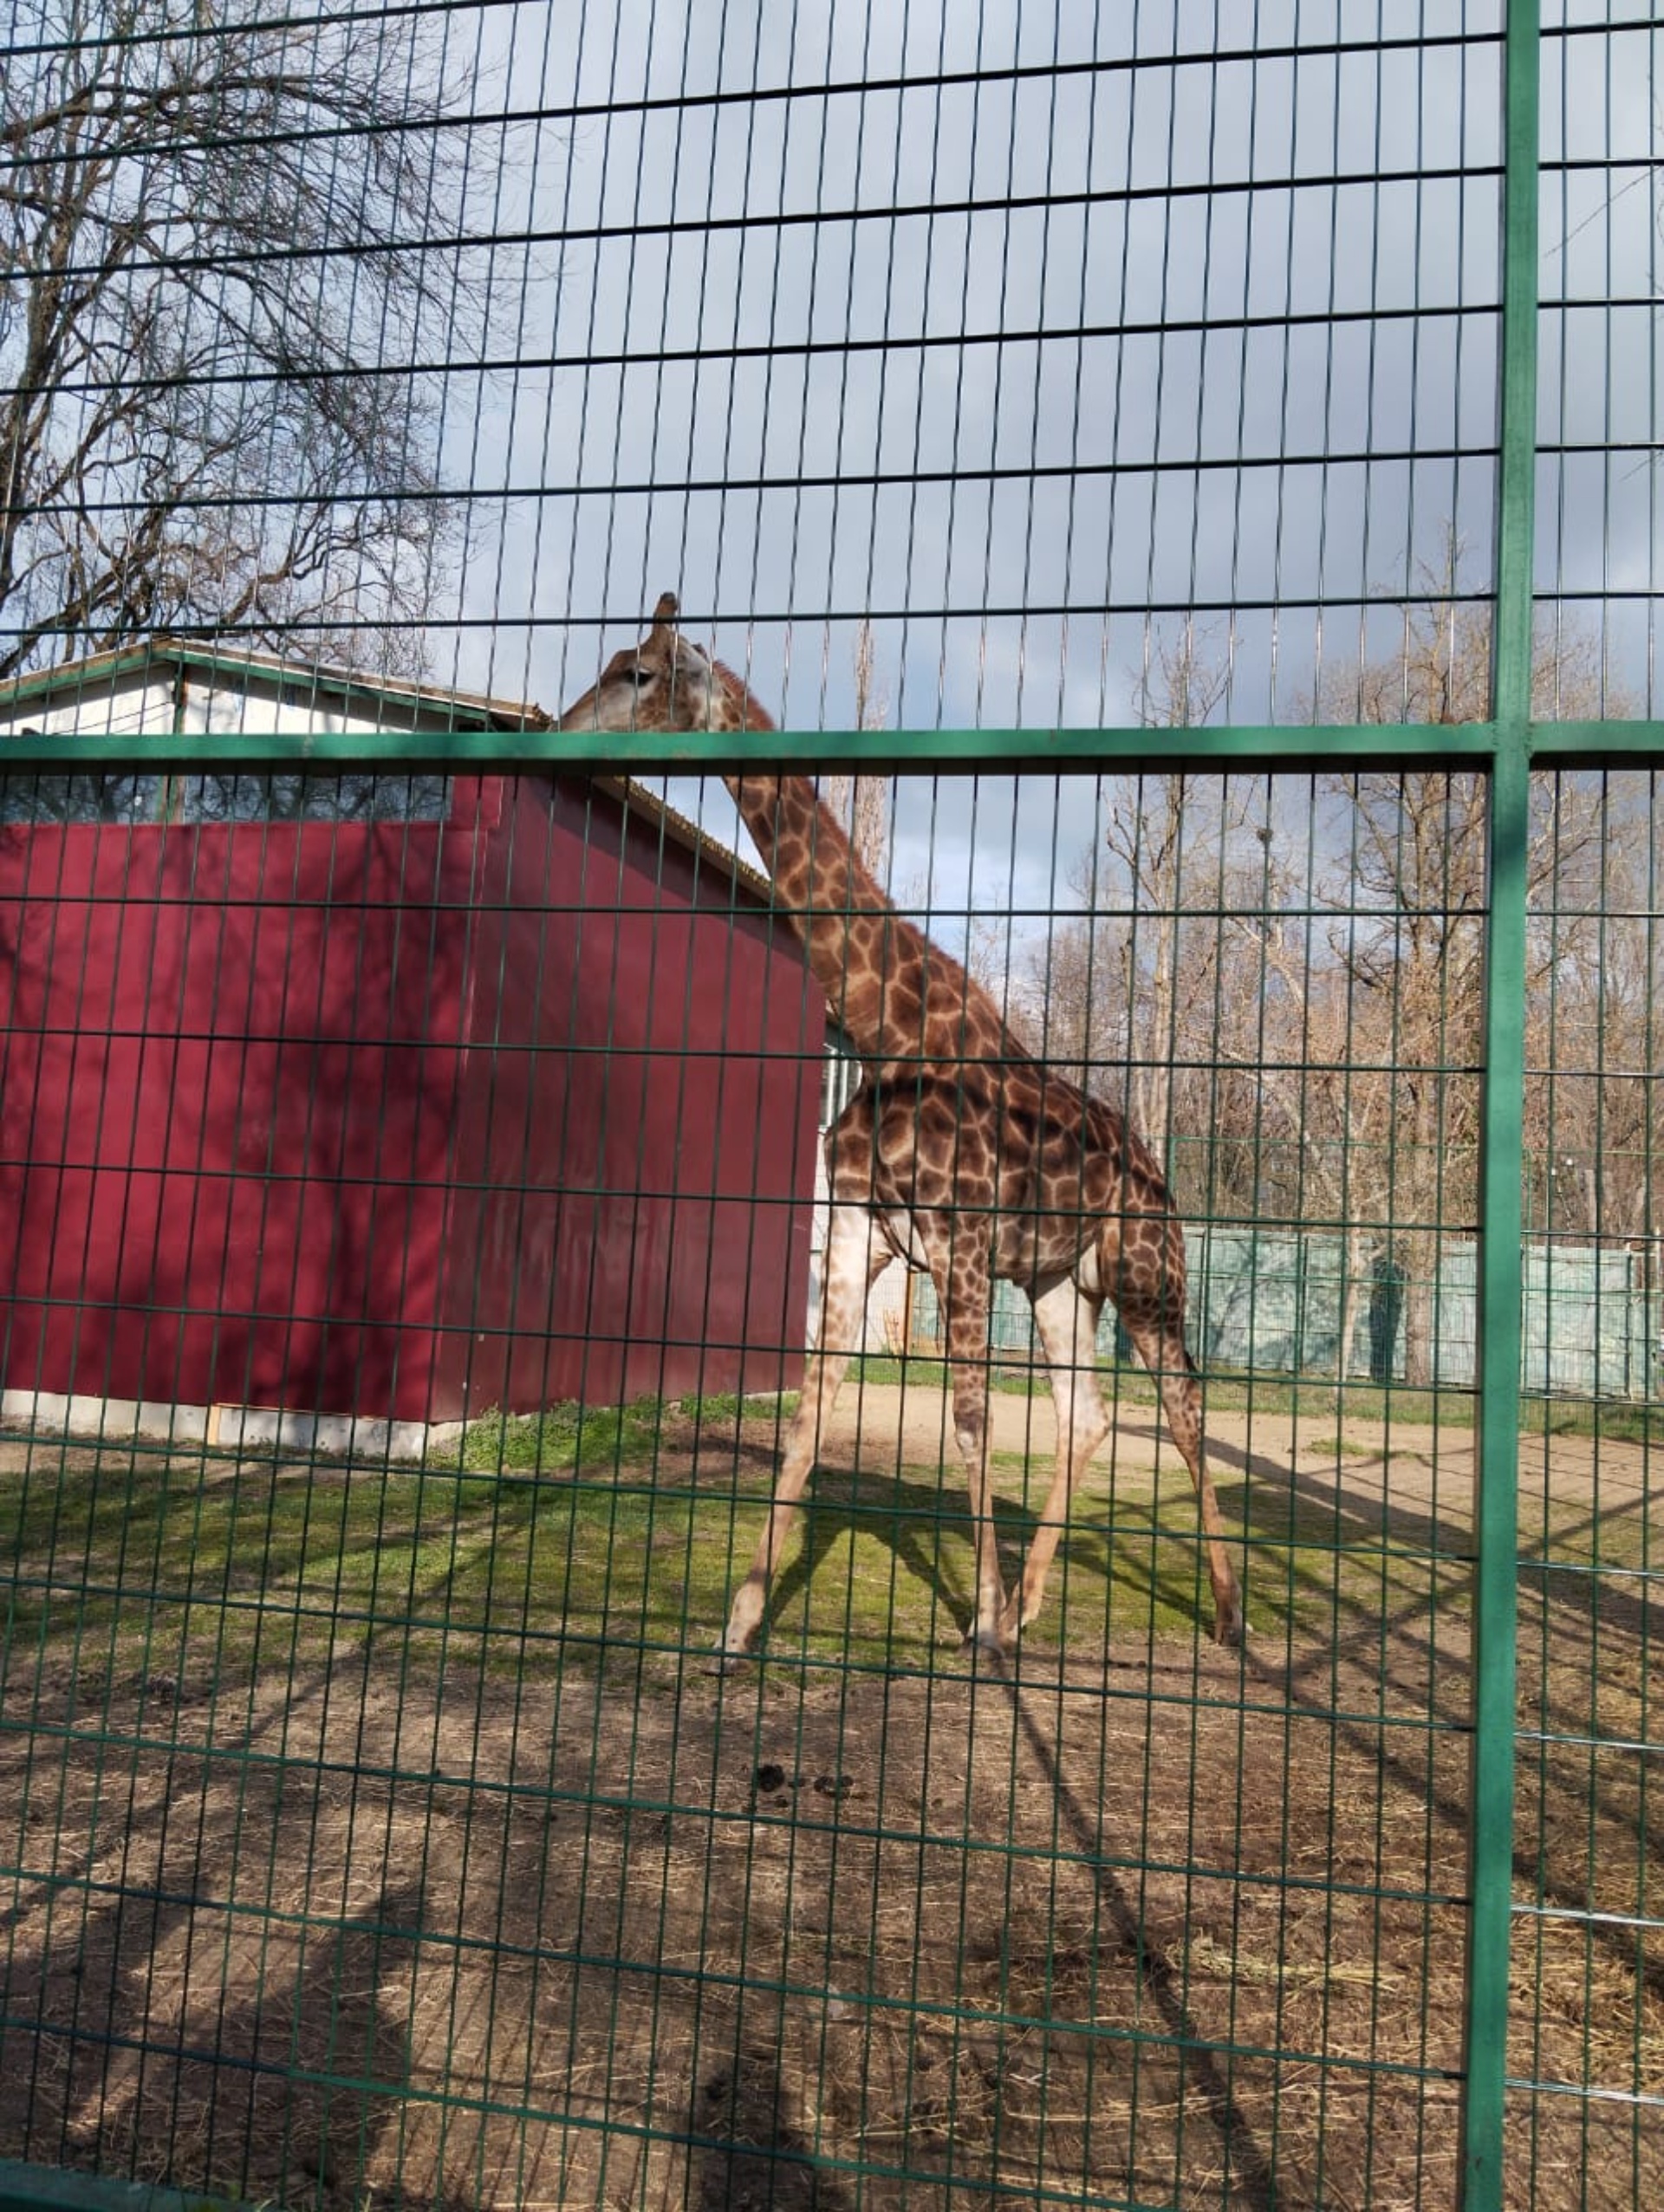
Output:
[{"xmin": 0, "ymin": 1409, "xmax": 1656, "ymax": 2210}]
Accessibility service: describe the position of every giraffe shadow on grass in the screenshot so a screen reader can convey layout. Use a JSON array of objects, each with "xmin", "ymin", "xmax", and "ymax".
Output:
[
  {"xmin": 748, "ymin": 1434, "xmax": 1433, "ymax": 1659},
  {"xmin": 752, "ymin": 1457, "xmax": 1268, "ymax": 1657},
  {"xmin": 764, "ymin": 1466, "xmax": 1045, "ymax": 1654},
  {"xmin": 744, "ymin": 1398, "xmax": 1575, "ymax": 1659}
]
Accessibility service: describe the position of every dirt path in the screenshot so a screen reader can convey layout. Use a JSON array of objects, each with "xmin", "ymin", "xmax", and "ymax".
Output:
[{"xmin": 811, "ymin": 1379, "xmax": 1648, "ymax": 1524}]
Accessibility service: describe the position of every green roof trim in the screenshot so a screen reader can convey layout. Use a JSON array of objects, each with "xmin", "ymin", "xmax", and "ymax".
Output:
[{"xmin": 0, "ymin": 642, "xmax": 790, "ymax": 912}]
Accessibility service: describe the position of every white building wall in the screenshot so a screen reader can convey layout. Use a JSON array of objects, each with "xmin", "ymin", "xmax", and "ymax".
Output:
[{"xmin": 0, "ymin": 673, "xmax": 178, "ymax": 740}]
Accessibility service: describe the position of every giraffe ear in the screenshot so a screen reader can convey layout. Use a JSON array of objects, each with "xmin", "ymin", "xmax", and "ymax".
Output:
[{"xmin": 651, "ymin": 592, "xmax": 680, "ymax": 631}]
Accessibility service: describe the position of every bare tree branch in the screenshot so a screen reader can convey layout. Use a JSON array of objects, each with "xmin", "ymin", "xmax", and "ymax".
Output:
[{"xmin": 2, "ymin": 0, "xmax": 521, "ymax": 679}]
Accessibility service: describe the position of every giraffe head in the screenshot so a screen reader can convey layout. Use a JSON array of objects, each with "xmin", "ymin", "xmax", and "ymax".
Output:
[{"xmin": 557, "ymin": 592, "xmax": 773, "ymax": 733}]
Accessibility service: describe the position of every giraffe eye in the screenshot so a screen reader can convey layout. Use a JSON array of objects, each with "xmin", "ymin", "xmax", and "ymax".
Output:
[{"xmin": 628, "ymin": 663, "xmax": 653, "ymax": 687}]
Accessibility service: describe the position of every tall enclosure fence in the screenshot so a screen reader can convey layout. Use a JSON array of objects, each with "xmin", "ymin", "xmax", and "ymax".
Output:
[
  {"xmin": 900, "ymin": 1233, "xmax": 1661, "ymax": 1398},
  {"xmin": 0, "ymin": 8, "xmax": 1660, "ymax": 2212}
]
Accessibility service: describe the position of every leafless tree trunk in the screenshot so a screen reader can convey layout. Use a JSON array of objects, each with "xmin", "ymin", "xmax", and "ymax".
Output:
[
  {"xmin": 1105, "ymin": 621, "xmax": 1246, "ymax": 1164},
  {"xmin": 1314, "ymin": 544, "xmax": 1615, "ymax": 1382},
  {"xmin": 1008, "ymin": 540, "xmax": 1637, "ymax": 1392},
  {"xmin": 824, "ymin": 621, "xmax": 894, "ymax": 876}
]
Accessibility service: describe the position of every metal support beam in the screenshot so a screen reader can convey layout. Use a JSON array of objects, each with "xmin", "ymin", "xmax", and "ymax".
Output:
[{"xmin": 1462, "ymin": 3, "xmax": 1540, "ymax": 2202}]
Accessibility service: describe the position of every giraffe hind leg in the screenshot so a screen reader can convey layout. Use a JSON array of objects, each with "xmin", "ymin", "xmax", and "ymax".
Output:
[
  {"xmin": 1125, "ymin": 1312, "xmax": 1244, "ymax": 1646},
  {"xmin": 924, "ymin": 1241, "xmax": 1007, "ymax": 1656},
  {"xmin": 998, "ymin": 1274, "xmax": 1109, "ymax": 1643}
]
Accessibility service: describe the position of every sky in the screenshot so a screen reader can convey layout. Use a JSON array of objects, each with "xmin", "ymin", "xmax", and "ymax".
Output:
[
  {"xmin": 8, "ymin": 1, "xmax": 1654, "ymax": 940},
  {"xmin": 375, "ymin": 0, "xmax": 1661, "ymax": 749},
  {"xmin": 329, "ymin": 0, "xmax": 1654, "ymax": 939}
]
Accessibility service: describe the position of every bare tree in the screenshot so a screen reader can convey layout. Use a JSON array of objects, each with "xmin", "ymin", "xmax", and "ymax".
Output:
[
  {"xmin": 2, "ymin": 0, "xmax": 503, "ymax": 678},
  {"xmin": 1311, "ymin": 550, "xmax": 1615, "ymax": 1381},
  {"xmin": 822, "ymin": 620, "xmax": 893, "ymax": 876},
  {"xmin": 1014, "ymin": 624, "xmax": 1240, "ymax": 1128},
  {"xmin": 1099, "ymin": 622, "xmax": 1253, "ymax": 1165},
  {"xmin": 1025, "ymin": 568, "xmax": 1635, "ymax": 1389},
  {"xmin": 1212, "ymin": 886, "xmax": 1396, "ymax": 1379},
  {"xmin": 1017, "ymin": 857, "xmax": 1126, "ymax": 1090},
  {"xmin": 1527, "ymin": 781, "xmax": 1663, "ymax": 1249}
]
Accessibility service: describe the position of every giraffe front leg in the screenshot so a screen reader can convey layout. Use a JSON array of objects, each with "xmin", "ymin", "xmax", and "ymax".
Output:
[
  {"xmin": 956, "ymin": 1385, "xmax": 1009, "ymax": 1659},
  {"xmin": 718, "ymin": 1200, "xmax": 890, "ymax": 1658},
  {"xmin": 718, "ymin": 1373, "xmax": 844, "ymax": 1660},
  {"xmin": 721, "ymin": 1486, "xmax": 811, "ymax": 1656}
]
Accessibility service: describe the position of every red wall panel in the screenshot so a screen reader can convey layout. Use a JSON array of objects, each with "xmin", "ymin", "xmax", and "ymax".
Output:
[
  {"xmin": 0, "ymin": 817, "xmax": 467, "ymax": 1419},
  {"xmin": 0, "ymin": 777, "xmax": 824, "ymax": 1428},
  {"xmin": 434, "ymin": 776, "xmax": 824, "ymax": 1413}
]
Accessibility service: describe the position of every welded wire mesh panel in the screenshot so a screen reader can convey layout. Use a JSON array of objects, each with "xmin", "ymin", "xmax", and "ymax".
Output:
[
  {"xmin": 1538, "ymin": 6, "xmax": 1662, "ymax": 718},
  {"xmin": 0, "ymin": 3, "xmax": 1661, "ymax": 2210},
  {"xmin": 0, "ymin": 756, "xmax": 1486, "ymax": 2209},
  {"xmin": 1, "ymin": 0, "xmax": 1521, "ymax": 718},
  {"xmin": 3, "ymin": 748, "xmax": 1654, "ymax": 2207},
  {"xmin": 536, "ymin": 6, "xmax": 1511, "ymax": 734},
  {"xmin": 1512, "ymin": 767, "xmax": 1663, "ymax": 2196}
]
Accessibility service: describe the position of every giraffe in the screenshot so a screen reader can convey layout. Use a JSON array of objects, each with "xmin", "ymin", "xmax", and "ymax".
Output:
[{"xmin": 558, "ymin": 595, "xmax": 1244, "ymax": 1658}]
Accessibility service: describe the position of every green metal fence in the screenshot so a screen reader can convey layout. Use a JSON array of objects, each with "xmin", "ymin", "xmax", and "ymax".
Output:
[
  {"xmin": 909, "ymin": 1233, "xmax": 1661, "ymax": 1398},
  {"xmin": 0, "ymin": 4, "xmax": 1660, "ymax": 2209}
]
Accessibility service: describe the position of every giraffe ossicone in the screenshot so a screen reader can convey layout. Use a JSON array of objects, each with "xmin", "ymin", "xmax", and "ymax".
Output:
[{"xmin": 559, "ymin": 595, "xmax": 1244, "ymax": 1659}]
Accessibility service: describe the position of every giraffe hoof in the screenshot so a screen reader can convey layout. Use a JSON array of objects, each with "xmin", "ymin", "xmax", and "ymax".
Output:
[
  {"xmin": 959, "ymin": 1625, "xmax": 1015, "ymax": 1663},
  {"xmin": 1212, "ymin": 1598, "xmax": 1245, "ymax": 1648},
  {"xmin": 715, "ymin": 1622, "xmax": 762, "ymax": 1664}
]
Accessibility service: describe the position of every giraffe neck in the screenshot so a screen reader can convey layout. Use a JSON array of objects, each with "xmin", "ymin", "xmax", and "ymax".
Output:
[
  {"xmin": 722, "ymin": 770, "xmax": 1005, "ymax": 1069},
  {"xmin": 698, "ymin": 657, "xmax": 1011, "ymax": 1067}
]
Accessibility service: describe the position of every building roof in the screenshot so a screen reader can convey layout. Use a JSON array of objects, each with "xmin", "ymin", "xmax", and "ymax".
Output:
[
  {"xmin": 0, "ymin": 641, "xmax": 780, "ymax": 910},
  {"xmin": 0, "ymin": 641, "xmax": 551, "ymax": 732},
  {"xmin": 595, "ymin": 776, "xmax": 777, "ymax": 909}
]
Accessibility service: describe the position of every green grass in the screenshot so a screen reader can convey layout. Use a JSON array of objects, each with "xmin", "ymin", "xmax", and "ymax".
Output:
[
  {"xmin": 1518, "ymin": 1396, "xmax": 1664, "ymax": 1446},
  {"xmin": 0, "ymin": 1383, "xmax": 1649, "ymax": 1690},
  {"xmin": 454, "ymin": 1391, "xmax": 785, "ymax": 1476},
  {"xmin": 458, "ymin": 1396, "xmax": 664, "ymax": 1474}
]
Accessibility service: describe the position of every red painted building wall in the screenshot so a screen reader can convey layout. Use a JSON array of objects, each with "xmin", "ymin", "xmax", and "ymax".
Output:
[{"xmin": 0, "ymin": 777, "xmax": 823, "ymax": 1424}]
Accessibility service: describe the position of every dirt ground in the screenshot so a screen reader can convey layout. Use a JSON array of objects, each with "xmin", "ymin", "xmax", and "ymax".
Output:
[
  {"xmin": 0, "ymin": 1393, "xmax": 1657, "ymax": 2210},
  {"xmin": 821, "ymin": 1381, "xmax": 1654, "ymax": 1526}
]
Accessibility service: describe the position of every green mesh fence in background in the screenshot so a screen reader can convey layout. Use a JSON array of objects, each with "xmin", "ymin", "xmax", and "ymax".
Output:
[{"xmin": 0, "ymin": 4, "xmax": 1659, "ymax": 2209}]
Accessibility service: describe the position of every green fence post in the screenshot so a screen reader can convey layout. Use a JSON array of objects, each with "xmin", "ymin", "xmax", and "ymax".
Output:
[
  {"xmin": 1462, "ymin": 3, "xmax": 1539, "ymax": 2203},
  {"xmin": 1466, "ymin": 732, "xmax": 1528, "ymax": 2210}
]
